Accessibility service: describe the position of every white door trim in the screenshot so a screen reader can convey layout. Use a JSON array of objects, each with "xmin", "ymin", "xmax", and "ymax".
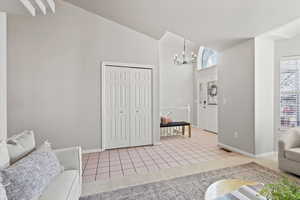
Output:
[
  {"xmin": 103, "ymin": 61, "xmax": 153, "ymax": 69},
  {"xmin": 197, "ymin": 79, "xmax": 206, "ymax": 129},
  {"xmin": 196, "ymin": 79, "xmax": 201, "ymax": 128},
  {"xmin": 101, "ymin": 61, "xmax": 154, "ymax": 150}
]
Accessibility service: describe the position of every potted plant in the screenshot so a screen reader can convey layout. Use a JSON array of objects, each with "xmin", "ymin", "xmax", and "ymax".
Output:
[{"xmin": 260, "ymin": 178, "xmax": 300, "ymax": 200}]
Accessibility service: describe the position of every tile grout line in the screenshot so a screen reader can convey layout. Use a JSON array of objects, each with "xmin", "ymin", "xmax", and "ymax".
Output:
[
  {"xmin": 136, "ymin": 147, "xmax": 151, "ymax": 171},
  {"xmin": 159, "ymin": 145, "xmax": 183, "ymax": 167},
  {"xmin": 117, "ymin": 149, "xmax": 125, "ymax": 176},
  {"xmin": 144, "ymin": 147, "xmax": 161, "ymax": 169},
  {"xmin": 166, "ymin": 142, "xmax": 216, "ymax": 164},
  {"xmin": 161, "ymin": 137, "xmax": 216, "ymax": 165},
  {"xmin": 82, "ymin": 154, "xmax": 89, "ymax": 177},
  {"xmin": 127, "ymin": 148, "xmax": 137, "ymax": 173},
  {"xmin": 158, "ymin": 144, "xmax": 183, "ymax": 166},
  {"xmin": 161, "ymin": 138, "xmax": 193, "ymax": 164},
  {"xmin": 95, "ymin": 152, "xmax": 101, "ymax": 181},
  {"xmin": 108, "ymin": 150, "xmax": 111, "ymax": 178},
  {"xmin": 152, "ymin": 146, "xmax": 172, "ymax": 169},
  {"xmin": 109, "ymin": 150, "xmax": 123, "ymax": 176}
]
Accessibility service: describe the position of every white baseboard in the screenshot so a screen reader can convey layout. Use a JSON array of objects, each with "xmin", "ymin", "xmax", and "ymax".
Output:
[
  {"xmin": 82, "ymin": 148, "xmax": 104, "ymax": 154},
  {"xmin": 82, "ymin": 143, "xmax": 161, "ymax": 153},
  {"xmin": 255, "ymin": 151, "xmax": 276, "ymax": 158},
  {"xmin": 218, "ymin": 143, "xmax": 276, "ymax": 158},
  {"xmin": 218, "ymin": 142, "xmax": 255, "ymax": 157}
]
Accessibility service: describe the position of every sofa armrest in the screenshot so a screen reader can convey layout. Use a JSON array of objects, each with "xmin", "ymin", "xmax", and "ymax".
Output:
[
  {"xmin": 54, "ymin": 146, "xmax": 82, "ymax": 176},
  {"xmin": 278, "ymin": 138, "xmax": 287, "ymax": 159},
  {"xmin": 280, "ymin": 131, "xmax": 300, "ymax": 149}
]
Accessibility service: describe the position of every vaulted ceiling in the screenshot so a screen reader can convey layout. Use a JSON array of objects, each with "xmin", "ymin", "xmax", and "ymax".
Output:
[
  {"xmin": 64, "ymin": 0, "xmax": 300, "ymax": 50},
  {"xmin": 0, "ymin": 0, "xmax": 28, "ymax": 15},
  {"xmin": 2, "ymin": 0, "xmax": 300, "ymax": 50}
]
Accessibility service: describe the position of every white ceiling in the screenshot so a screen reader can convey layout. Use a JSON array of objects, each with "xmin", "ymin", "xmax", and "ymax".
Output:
[
  {"xmin": 259, "ymin": 18, "xmax": 300, "ymax": 40},
  {"xmin": 160, "ymin": 32, "xmax": 198, "ymax": 51},
  {"xmin": 64, "ymin": 0, "xmax": 300, "ymax": 50},
  {"xmin": 0, "ymin": 0, "xmax": 28, "ymax": 15},
  {"xmin": 0, "ymin": 0, "xmax": 55, "ymax": 16}
]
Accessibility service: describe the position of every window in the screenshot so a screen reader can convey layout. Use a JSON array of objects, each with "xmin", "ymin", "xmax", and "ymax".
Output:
[
  {"xmin": 197, "ymin": 47, "xmax": 218, "ymax": 70},
  {"xmin": 280, "ymin": 57, "xmax": 300, "ymax": 128}
]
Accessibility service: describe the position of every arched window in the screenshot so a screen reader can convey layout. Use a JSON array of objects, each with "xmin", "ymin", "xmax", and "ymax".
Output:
[{"xmin": 197, "ymin": 47, "xmax": 218, "ymax": 70}]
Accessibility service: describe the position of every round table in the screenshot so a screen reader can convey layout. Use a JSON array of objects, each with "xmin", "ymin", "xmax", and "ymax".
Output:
[{"xmin": 205, "ymin": 179, "xmax": 259, "ymax": 200}]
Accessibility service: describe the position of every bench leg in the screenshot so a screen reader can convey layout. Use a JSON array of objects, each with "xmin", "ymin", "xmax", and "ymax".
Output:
[
  {"xmin": 182, "ymin": 126, "xmax": 185, "ymax": 136},
  {"xmin": 188, "ymin": 125, "xmax": 191, "ymax": 138}
]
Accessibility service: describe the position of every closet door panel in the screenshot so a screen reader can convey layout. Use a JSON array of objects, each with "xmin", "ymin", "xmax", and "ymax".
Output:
[
  {"xmin": 130, "ymin": 68, "xmax": 152, "ymax": 146},
  {"xmin": 105, "ymin": 67, "xmax": 131, "ymax": 149}
]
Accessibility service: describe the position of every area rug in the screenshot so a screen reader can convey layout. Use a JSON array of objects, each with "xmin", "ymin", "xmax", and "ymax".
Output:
[{"xmin": 80, "ymin": 162, "xmax": 285, "ymax": 200}]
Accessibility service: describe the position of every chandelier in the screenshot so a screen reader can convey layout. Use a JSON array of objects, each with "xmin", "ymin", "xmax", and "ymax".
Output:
[{"xmin": 173, "ymin": 38, "xmax": 197, "ymax": 65}]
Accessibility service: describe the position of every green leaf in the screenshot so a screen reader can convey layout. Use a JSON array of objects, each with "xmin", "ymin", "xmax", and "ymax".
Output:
[{"xmin": 260, "ymin": 177, "xmax": 300, "ymax": 200}]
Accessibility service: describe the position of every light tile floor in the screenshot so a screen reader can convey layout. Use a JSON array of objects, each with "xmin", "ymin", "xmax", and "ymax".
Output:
[
  {"xmin": 82, "ymin": 154, "xmax": 280, "ymax": 196},
  {"xmin": 82, "ymin": 128, "xmax": 238, "ymax": 183}
]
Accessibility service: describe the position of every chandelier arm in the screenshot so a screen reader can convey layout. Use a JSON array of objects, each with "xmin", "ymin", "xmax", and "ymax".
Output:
[{"xmin": 173, "ymin": 38, "xmax": 197, "ymax": 65}]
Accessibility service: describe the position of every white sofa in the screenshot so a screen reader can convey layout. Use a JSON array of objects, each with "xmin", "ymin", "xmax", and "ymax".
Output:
[
  {"xmin": 0, "ymin": 132, "xmax": 82, "ymax": 200},
  {"xmin": 38, "ymin": 147, "xmax": 82, "ymax": 200},
  {"xmin": 278, "ymin": 128, "xmax": 300, "ymax": 176}
]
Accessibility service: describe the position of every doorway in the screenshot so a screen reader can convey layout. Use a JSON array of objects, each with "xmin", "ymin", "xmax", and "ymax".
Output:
[{"xmin": 196, "ymin": 75, "xmax": 218, "ymax": 133}]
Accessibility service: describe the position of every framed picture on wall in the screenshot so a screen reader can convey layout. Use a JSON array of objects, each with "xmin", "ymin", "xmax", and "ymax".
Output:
[{"xmin": 207, "ymin": 81, "xmax": 217, "ymax": 105}]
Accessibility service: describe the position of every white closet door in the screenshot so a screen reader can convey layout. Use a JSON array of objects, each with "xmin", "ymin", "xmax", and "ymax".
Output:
[
  {"xmin": 105, "ymin": 67, "xmax": 131, "ymax": 149},
  {"xmin": 130, "ymin": 68, "xmax": 152, "ymax": 146}
]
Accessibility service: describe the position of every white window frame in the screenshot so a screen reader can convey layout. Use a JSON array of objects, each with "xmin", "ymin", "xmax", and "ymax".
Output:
[
  {"xmin": 279, "ymin": 56, "xmax": 300, "ymax": 130},
  {"xmin": 197, "ymin": 47, "xmax": 218, "ymax": 71}
]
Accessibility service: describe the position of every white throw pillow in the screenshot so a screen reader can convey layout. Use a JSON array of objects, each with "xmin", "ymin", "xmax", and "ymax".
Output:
[
  {"xmin": 0, "ymin": 141, "xmax": 9, "ymax": 169},
  {"xmin": 7, "ymin": 130, "xmax": 36, "ymax": 164},
  {"xmin": 36, "ymin": 140, "xmax": 52, "ymax": 152}
]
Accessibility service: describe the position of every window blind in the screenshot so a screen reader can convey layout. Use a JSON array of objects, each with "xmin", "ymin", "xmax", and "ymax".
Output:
[{"xmin": 280, "ymin": 58, "xmax": 300, "ymax": 128}]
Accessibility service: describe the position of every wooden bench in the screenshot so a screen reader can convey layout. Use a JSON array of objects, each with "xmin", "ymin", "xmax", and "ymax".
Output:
[{"xmin": 160, "ymin": 121, "xmax": 191, "ymax": 138}]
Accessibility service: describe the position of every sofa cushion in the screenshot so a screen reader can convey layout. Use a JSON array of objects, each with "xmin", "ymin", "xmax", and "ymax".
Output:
[
  {"xmin": 36, "ymin": 141, "xmax": 52, "ymax": 153},
  {"xmin": 38, "ymin": 170, "xmax": 80, "ymax": 200},
  {"xmin": 7, "ymin": 130, "xmax": 36, "ymax": 163},
  {"xmin": 0, "ymin": 141, "xmax": 9, "ymax": 169},
  {"xmin": 285, "ymin": 148, "xmax": 300, "ymax": 162},
  {"xmin": 1, "ymin": 150, "xmax": 62, "ymax": 200}
]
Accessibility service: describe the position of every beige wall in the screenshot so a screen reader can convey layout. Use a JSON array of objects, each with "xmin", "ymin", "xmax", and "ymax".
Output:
[
  {"xmin": 218, "ymin": 39, "xmax": 255, "ymax": 155},
  {"xmin": 218, "ymin": 38, "xmax": 275, "ymax": 156},
  {"xmin": 7, "ymin": 1, "xmax": 159, "ymax": 150},
  {"xmin": 159, "ymin": 33, "xmax": 194, "ymax": 122},
  {"xmin": 0, "ymin": 12, "xmax": 7, "ymax": 141}
]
